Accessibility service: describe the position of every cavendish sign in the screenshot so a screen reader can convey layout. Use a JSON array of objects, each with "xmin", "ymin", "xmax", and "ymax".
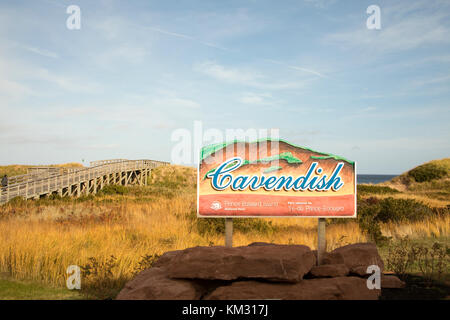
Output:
[{"xmin": 197, "ymin": 139, "xmax": 356, "ymax": 218}]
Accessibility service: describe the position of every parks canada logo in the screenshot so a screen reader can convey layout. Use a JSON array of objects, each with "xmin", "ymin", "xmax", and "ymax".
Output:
[{"xmin": 210, "ymin": 201, "xmax": 222, "ymax": 211}]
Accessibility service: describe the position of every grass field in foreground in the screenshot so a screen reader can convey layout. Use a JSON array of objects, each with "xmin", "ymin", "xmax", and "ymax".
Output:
[
  {"xmin": 0, "ymin": 163, "xmax": 448, "ymax": 299},
  {"xmin": 0, "ymin": 274, "xmax": 82, "ymax": 300}
]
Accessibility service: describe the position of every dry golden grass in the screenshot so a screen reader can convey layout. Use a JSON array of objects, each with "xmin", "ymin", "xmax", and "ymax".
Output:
[
  {"xmin": 0, "ymin": 164, "xmax": 448, "ymax": 290},
  {"xmin": 367, "ymin": 192, "xmax": 449, "ymax": 208},
  {"xmin": 0, "ymin": 196, "xmax": 202, "ymax": 286},
  {"xmin": 382, "ymin": 214, "xmax": 450, "ymax": 239},
  {"xmin": 0, "ymin": 195, "xmax": 448, "ymax": 287}
]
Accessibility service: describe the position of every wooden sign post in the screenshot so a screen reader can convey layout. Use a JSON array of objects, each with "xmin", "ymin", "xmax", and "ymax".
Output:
[
  {"xmin": 225, "ymin": 218, "xmax": 233, "ymax": 247},
  {"xmin": 317, "ymin": 218, "xmax": 326, "ymax": 265}
]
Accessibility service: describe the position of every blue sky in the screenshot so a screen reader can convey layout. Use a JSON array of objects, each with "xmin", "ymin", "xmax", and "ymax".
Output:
[{"xmin": 0, "ymin": 0, "xmax": 449, "ymax": 174}]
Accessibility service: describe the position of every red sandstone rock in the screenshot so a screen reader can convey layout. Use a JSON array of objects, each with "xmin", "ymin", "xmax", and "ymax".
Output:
[
  {"xmin": 312, "ymin": 250, "xmax": 345, "ymax": 265},
  {"xmin": 167, "ymin": 245, "xmax": 315, "ymax": 283},
  {"xmin": 248, "ymin": 242, "xmax": 276, "ymax": 246},
  {"xmin": 323, "ymin": 252, "xmax": 345, "ymax": 265},
  {"xmin": 116, "ymin": 267, "xmax": 203, "ymax": 300},
  {"xmin": 116, "ymin": 243, "xmax": 389, "ymax": 300},
  {"xmin": 309, "ymin": 264, "xmax": 349, "ymax": 278},
  {"xmin": 153, "ymin": 250, "xmax": 182, "ymax": 268},
  {"xmin": 350, "ymin": 265, "xmax": 371, "ymax": 277},
  {"xmin": 330, "ymin": 243, "xmax": 384, "ymax": 272},
  {"xmin": 205, "ymin": 277, "xmax": 380, "ymax": 300}
]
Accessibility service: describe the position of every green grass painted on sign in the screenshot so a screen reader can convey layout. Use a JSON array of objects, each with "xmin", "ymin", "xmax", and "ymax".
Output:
[
  {"xmin": 263, "ymin": 166, "xmax": 283, "ymax": 174},
  {"xmin": 200, "ymin": 138, "xmax": 354, "ymax": 164}
]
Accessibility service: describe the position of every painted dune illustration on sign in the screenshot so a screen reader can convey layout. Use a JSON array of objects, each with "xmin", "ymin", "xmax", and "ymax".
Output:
[{"xmin": 198, "ymin": 139, "xmax": 356, "ymax": 217}]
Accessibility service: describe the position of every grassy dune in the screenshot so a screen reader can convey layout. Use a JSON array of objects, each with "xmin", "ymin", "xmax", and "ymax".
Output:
[
  {"xmin": 381, "ymin": 158, "xmax": 450, "ymax": 205},
  {"xmin": 0, "ymin": 163, "xmax": 448, "ymax": 299}
]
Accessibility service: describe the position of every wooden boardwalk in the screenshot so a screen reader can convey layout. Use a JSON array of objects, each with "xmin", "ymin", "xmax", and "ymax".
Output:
[{"xmin": 0, "ymin": 159, "xmax": 169, "ymax": 204}]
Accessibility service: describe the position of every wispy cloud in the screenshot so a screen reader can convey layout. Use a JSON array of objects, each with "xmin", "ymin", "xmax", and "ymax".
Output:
[
  {"xmin": 195, "ymin": 61, "xmax": 309, "ymax": 90},
  {"xmin": 33, "ymin": 67, "xmax": 102, "ymax": 93},
  {"xmin": 411, "ymin": 75, "xmax": 450, "ymax": 87},
  {"xmin": 0, "ymin": 132, "xmax": 79, "ymax": 146},
  {"xmin": 85, "ymin": 144, "xmax": 120, "ymax": 150},
  {"xmin": 93, "ymin": 45, "xmax": 148, "ymax": 68},
  {"xmin": 195, "ymin": 61, "xmax": 263, "ymax": 83},
  {"xmin": 153, "ymin": 98, "xmax": 201, "ymax": 109},
  {"xmin": 266, "ymin": 59, "xmax": 327, "ymax": 78},
  {"xmin": 91, "ymin": 13, "xmax": 232, "ymax": 52},
  {"xmin": 303, "ymin": 0, "xmax": 337, "ymax": 9},
  {"xmin": 42, "ymin": 0, "xmax": 66, "ymax": 9},
  {"xmin": 20, "ymin": 45, "xmax": 59, "ymax": 59},
  {"xmin": 146, "ymin": 25, "xmax": 231, "ymax": 51},
  {"xmin": 0, "ymin": 50, "xmax": 102, "ymax": 95},
  {"xmin": 239, "ymin": 92, "xmax": 274, "ymax": 105},
  {"xmin": 139, "ymin": 25, "xmax": 231, "ymax": 51},
  {"xmin": 0, "ymin": 78, "xmax": 33, "ymax": 98},
  {"xmin": 336, "ymin": 136, "xmax": 450, "ymax": 152},
  {"xmin": 324, "ymin": 4, "xmax": 450, "ymax": 54}
]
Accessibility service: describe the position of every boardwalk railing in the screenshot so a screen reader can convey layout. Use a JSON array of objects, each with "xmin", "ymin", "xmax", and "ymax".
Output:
[{"xmin": 0, "ymin": 159, "xmax": 169, "ymax": 204}]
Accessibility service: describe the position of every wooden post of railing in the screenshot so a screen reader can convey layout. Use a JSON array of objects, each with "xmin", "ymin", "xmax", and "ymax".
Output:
[
  {"xmin": 58, "ymin": 176, "xmax": 62, "ymax": 196},
  {"xmin": 85, "ymin": 170, "xmax": 89, "ymax": 195},
  {"xmin": 77, "ymin": 171, "xmax": 81, "ymax": 197}
]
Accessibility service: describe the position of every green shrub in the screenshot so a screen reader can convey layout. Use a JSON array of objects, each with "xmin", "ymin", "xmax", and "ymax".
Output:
[
  {"xmin": 75, "ymin": 194, "xmax": 96, "ymax": 202},
  {"xmin": 132, "ymin": 254, "xmax": 160, "ymax": 276},
  {"xmin": 234, "ymin": 218, "xmax": 274, "ymax": 234},
  {"xmin": 386, "ymin": 237, "xmax": 450, "ymax": 283},
  {"xmin": 358, "ymin": 197, "xmax": 434, "ymax": 224},
  {"xmin": 196, "ymin": 217, "xmax": 274, "ymax": 236},
  {"xmin": 148, "ymin": 167, "xmax": 194, "ymax": 190},
  {"xmin": 99, "ymin": 185, "xmax": 129, "ymax": 195},
  {"xmin": 377, "ymin": 197, "xmax": 434, "ymax": 222},
  {"xmin": 196, "ymin": 218, "xmax": 225, "ymax": 235},
  {"xmin": 80, "ymin": 255, "xmax": 128, "ymax": 300},
  {"xmin": 340, "ymin": 197, "xmax": 435, "ymax": 245},
  {"xmin": 357, "ymin": 184, "xmax": 400, "ymax": 195},
  {"xmin": 4, "ymin": 196, "xmax": 27, "ymax": 206},
  {"xmin": 408, "ymin": 163, "xmax": 447, "ymax": 183},
  {"xmin": 357, "ymin": 197, "xmax": 389, "ymax": 244},
  {"xmin": 413, "ymin": 242, "xmax": 450, "ymax": 284},
  {"xmin": 146, "ymin": 186, "xmax": 177, "ymax": 199},
  {"xmin": 386, "ymin": 237, "xmax": 418, "ymax": 280}
]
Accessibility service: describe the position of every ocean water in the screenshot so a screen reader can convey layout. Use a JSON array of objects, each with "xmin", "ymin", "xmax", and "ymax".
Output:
[{"xmin": 357, "ymin": 174, "xmax": 397, "ymax": 185}]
